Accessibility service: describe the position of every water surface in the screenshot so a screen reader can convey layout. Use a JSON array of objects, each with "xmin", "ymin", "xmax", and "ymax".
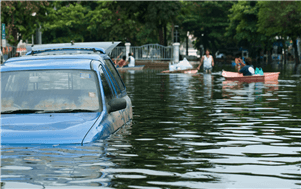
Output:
[{"xmin": 1, "ymin": 63, "xmax": 301, "ymax": 188}]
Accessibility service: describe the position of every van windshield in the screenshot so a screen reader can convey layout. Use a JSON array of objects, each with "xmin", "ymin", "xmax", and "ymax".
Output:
[{"xmin": 1, "ymin": 70, "xmax": 101, "ymax": 113}]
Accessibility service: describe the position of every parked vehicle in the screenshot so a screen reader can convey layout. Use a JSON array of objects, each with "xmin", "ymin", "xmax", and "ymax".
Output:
[{"xmin": 1, "ymin": 42, "xmax": 132, "ymax": 144}]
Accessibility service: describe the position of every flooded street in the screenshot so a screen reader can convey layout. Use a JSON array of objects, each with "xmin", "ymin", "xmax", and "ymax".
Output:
[{"xmin": 1, "ymin": 63, "xmax": 301, "ymax": 188}]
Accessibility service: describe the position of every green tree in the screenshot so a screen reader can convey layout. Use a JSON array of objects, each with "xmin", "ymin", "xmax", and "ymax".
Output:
[
  {"xmin": 225, "ymin": 1, "xmax": 269, "ymax": 59},
  {"xmin": 42, "ymin": 2, "xmax": 90, "ymax": 43},
  {"xmin": 1, "ymin": 1, "xmax": 49, "ymax": 46},
  {"xmin": 43, "ymin": 0, "xmax": 114, "ymax": 43},
  {"xmin": 42, "ymin": 1, "xmax": 141, "ymax": 45},
  {"xmin": 179, "ymin": 1, "xmax": 234, "ymax": 56},
  {"xmin": 122, "ymin": 1, "xmax": 181, "ymax": 46},
  {"xmin": 257, "ymin": 1, "xmax": 301, "ymax": 72}
]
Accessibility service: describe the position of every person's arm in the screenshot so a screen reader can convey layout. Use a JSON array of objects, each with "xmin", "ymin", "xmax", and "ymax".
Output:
[
  {"xmin": 116, "ymin": 52, "xmax": 123, "ymax": 59},
  {"xmin": 117, "ymin": 60, "xmax": 123, "ymax": 67},
  {"xmin": 211, "ymin": 56, "xmax": 214, "ymax": 67},
  {"xmin": 197, "ymin": 56, "xmax": 204, "ymax": 70},
  {"xmin": 239, "ymin": 58, "xmax": 246, "ymax": 67}
]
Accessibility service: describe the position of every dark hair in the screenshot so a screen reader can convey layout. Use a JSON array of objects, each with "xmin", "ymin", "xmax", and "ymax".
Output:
[
  {"xmin": 205, "ymin": 49, "xmax": 210, "ymax": 52},
  {"xmin": 122, "ymin": 55, "xmax": 126, "ymax": 60},
  {"xmin": 245, "ymin": 60, "xmax": 252, "ymax": 65},
  {"xmin": 128, "ymin": 52, "xmax": 132, "ymax": 56}
]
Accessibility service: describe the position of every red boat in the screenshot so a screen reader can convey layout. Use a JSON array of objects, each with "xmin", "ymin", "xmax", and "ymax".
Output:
[{"xmin": 222, "ymin": 71, "xmax": 280, "ymax": 82}]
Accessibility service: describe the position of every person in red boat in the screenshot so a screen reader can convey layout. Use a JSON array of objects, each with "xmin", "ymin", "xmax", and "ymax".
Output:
[{"xmin": 237, "ymin": 59, "xmax": 255, "ymax": 76}]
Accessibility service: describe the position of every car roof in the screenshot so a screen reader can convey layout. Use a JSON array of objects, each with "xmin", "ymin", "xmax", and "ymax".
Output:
[
  {"xmin": 1, "ymin": 54, "xmax": 109, "ymax": 72},
  {"xmin": 26, "ymin": 41, "xmax": 120, "ymax": 55}
]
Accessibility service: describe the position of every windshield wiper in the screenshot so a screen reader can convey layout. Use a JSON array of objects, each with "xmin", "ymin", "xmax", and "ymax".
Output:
[
  {"xmin": 41, "ymin": 109, "xmax": 99, "ymax": 113},
  {"xmin": 1, "ymin": 109, "xmax": 45, "ymax": 114}
]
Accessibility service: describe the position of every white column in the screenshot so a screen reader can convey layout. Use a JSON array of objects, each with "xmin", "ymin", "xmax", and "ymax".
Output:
[
  {"xmin": 173, "ymin": 42, "xmax": 180, "ymax": 63},
  {"xmin": 125, "ymin": 43, "xmax": 131, "ymax": 61}
]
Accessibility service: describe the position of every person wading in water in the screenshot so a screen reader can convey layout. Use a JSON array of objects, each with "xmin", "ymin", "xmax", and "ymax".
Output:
[{"xmin": 197, "ymin": 49, "xmax": 214, "ymax": 74}]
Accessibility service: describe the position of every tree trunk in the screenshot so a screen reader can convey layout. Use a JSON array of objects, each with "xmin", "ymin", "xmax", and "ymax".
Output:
[
  {"xmin": 163, "ymin": 25, "xmax": 167, "ymax": 46},
  {"xmin": 171, "ymin": 23, "xmax": 174, "ymax": 45},
  {"xmin": 186, "ymin": 35, "xmax": 188, "ymax": 56},
  {"xmin": 283, "ymin": 39, "xmax": 286, "ymax": 66},
  {"xmin": 292, "ymin": 38, "xmax": 300, "ymax": 74},
  {"xmin": 158, "ymin": 25, "xmax": 164, "ymax": 46}
]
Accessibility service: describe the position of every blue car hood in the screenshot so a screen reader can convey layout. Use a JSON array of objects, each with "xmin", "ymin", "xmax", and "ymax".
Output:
[{"xmin": 1, "ymin": 113, "xmax": 100, "ymax": 144}]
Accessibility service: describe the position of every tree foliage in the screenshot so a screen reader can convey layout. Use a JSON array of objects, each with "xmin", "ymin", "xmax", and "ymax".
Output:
[
  {"xmin": 2, "ymin": 0, "xmax": 300, "ymax": 66},
  {"xmin": 43, "ymin": 2, "xmax": 117, "ymax": 43},
  {"xmin": 257, "ymin": 1, "xmax": 301, "ymax": 71},
  {"xmin": 1, "ymin": 1, "xmax": 49, "ymax": 46},
  {"xmin": 225, "ymin": 1, "xmax": 271, "ymax": 58},
  {"xmin": 257, "ymin": 1, "xmax": 301, "ymax": 39},
  {"xmin": 41, "ymin": 1, "xmax": 181, "ymax": 46},
  {"xmin": 179, "ymin": 1, "xmax": 234, "ymax": 55},
  {"xmin": 118, "ymin": 1, "xmax": 181, "ymax": 45}
]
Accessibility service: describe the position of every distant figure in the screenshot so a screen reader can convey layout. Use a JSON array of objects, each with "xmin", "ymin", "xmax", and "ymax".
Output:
[
  {"xmin": 128, "ymin": 52, "xmax": 135, "ymax": 67},
  {"xmin": 117, "ymin": 55, "xmax": 128, "ymax": 68},
  {"xmin": 237, "ymin": 59, "xmax": 255, "ymax": 76},
  {"xmin": 197, "ymin": 49, "xmax": 214, "ymax": 73}
]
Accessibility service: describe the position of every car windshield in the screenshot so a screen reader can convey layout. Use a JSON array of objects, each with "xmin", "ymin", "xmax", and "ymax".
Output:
[{"xmin": 1, "ymin": 70, "xmax": 101, "ymax": 113}]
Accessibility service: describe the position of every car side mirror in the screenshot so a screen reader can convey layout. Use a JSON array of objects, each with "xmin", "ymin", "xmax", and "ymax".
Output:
[{"xmin": 108, "ymin": 98, "xmax": 127, "ymax": 113}]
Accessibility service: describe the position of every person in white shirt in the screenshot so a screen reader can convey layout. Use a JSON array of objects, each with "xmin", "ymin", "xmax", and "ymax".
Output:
[
  {"xmin": 197, "ymin": 49, "xmax": 214, "ymax": 74},
  {"xmin": 128, "ymin": 52, "xmax": 135, "ymax": 67}
]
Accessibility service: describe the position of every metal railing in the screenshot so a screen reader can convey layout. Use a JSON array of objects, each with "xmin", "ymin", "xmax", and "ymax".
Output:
[
  {"xmin": 131, "ymin": 44, "xmax": 172, "ymax": 61},
  {"xmin": 110, "ymin": 46, "xmax": 126, "ymax": 59},
  {"xmin": 111, "ymin": 44, "xmax": 173, "ymax": 61}
]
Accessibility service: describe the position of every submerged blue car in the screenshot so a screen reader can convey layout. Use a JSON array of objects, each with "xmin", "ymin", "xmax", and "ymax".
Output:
[{"xmin": 1, "ymin": 42, "xmax": 132, "ymax": 145}]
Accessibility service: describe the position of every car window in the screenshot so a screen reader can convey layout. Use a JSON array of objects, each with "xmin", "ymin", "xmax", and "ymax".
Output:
[
  {"xmin": 103, "ymin": 59, "xmax": 126, "ymax": 93},
  {"xmin": 1, "ymin": 70, "xmax": 101, "ymax": 112},
  {"xmin": 98, "ymin": 65, "xmax": 114, "ymax": 102}
]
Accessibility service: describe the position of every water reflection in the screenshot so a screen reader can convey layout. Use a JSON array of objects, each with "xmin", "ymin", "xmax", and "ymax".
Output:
[
  {"xmin": 222, "ymin": 80, "xmax": 279, "ymax": 101},
  {"xmin": 191, "ymin": 73, "xmax": 214, "ymax": 101}
]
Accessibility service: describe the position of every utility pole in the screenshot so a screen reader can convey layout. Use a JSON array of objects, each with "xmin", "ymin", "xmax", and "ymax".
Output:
[
  {"xmin": 36, "ymin": 25, "xmax": 42, "ymax": 44},
  {"xmin": 186, "ymin": 32, "xmax": 189, "ymax": 56}
]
